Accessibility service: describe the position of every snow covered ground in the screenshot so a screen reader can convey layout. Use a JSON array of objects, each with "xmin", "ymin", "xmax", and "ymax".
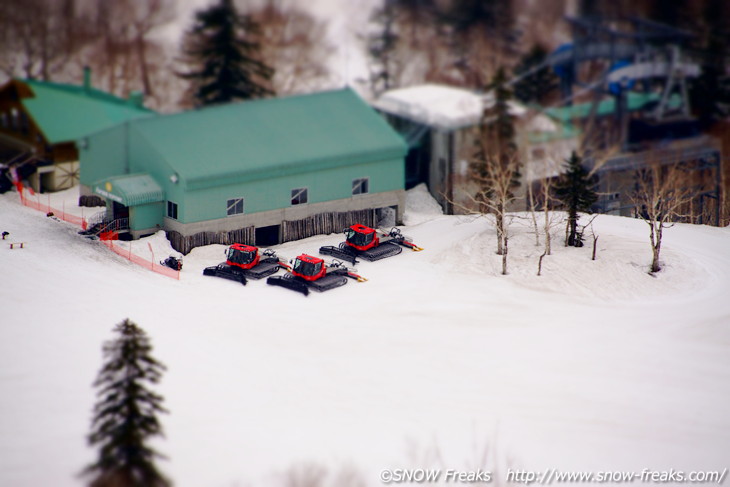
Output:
[{"xmin": 1, "ymin": 185, "xmax": 729, "ymax": 486}]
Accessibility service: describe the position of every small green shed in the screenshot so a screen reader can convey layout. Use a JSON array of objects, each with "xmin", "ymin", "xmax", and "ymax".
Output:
[{"xmin": 79, "ymin": 88, "xmax": 407, "ymax": 253}]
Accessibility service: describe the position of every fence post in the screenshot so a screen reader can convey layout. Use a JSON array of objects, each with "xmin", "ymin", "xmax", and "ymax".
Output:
[{"xmin": 148, "ymin": 242, "xmax": 154, "ymax": 269}]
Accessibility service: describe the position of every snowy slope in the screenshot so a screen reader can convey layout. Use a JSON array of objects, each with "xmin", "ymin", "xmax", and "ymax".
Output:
[{"xmin": 1, "ymin": 186, "xmax": 729, "ymax": 487}]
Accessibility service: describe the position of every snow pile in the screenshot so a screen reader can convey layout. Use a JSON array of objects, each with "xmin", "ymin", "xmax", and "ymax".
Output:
[
  {"xmin": 373, "ymin": 84, "xmax": 484, "ymax": 129},
  {"xmin": 2, "ymin": 188, "xmax": 730, "ymax": 487},
  {"xmin": 125, "ymin": 230, "xmax": 182, "ymax": 262},
  {"xmin": 374, "ymin": 84, "xmax": 527, "ymax": 129},
  {"xmin": 403, "ymin": 183, "xmax": 444, "ymax": 226}
]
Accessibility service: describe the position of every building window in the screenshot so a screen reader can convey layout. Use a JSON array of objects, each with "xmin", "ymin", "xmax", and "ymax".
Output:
[
  {"xmin": 352, "ymin": 178, "xmax": 369, "ymax": 195},
  {"xmin": 291, "ymin": 187, "xmax": 308, "ymax": 205},
  {"xmin": 227, "ymin": 197, "xmax": 244, "ymax": 216},
  {"xmin": 19, "ymin": 112, "xmax": 29, "ymax": 135},
  {"xmin": 167, "ymin": 201, "xmax": 178, "ymax": 220},
  {"xmin": 10, "ymin": 108, "xmax": 19, "ymax": 131}
]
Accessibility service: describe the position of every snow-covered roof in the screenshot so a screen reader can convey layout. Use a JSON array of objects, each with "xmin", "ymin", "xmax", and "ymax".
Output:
[{"xmin": 372, "ymin": 83, "xmax": 526, "ymax": 130}]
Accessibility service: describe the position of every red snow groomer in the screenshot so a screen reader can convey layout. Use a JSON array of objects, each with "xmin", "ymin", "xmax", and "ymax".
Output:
[
  {"xmin": 203, "ymin": 243, "xmax": 289, "ymax": 285},
  {"xmin": 318, "ymin": 224, "xmax": 423, "ymax": 265},
  {"xmin": 266, "ymin": 254, "xmax": 366, "ymax": 296}
]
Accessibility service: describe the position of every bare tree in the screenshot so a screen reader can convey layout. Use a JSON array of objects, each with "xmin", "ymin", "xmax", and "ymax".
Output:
[
  {"xmin": 250, "ymin": 0, "xmax": 334, "ymax": 96},
  {"xmin": 535, "ymin": 174, "xmax": 568, "ymax": 276},
  {"xmin": 586, "ymin": 217, "xmax": 599, "ymax": 261},
  {"xmin": 125, "ymin": 0, "xmax": 175, "ymax": 97},
  {"xmin": 433, "ymin": 0, "xmax": 518, "ymax": 89},
  {"xmin": 0, "ymin": 0, "xmax": 93, "ymax": 81},
  {"xmin": 630, "ymin": 159, "xmax": 696, "ymax": 273},
  {"xmin": 0, "ymin": 0, "xmax": 175, "ymax": 111},
  {"xmin": 525, "ymin": 177, "xmax": 541, "ymax": 247},
  {"xmin": 88, "ymin": 0, "xmax": 173, "ymax": 101},
  {"xmin": 469, "ymin": 151, "xmax": 522, "ymax": 275},
  {"xmin": 277, "ymin": 462, "xmax": 366, "ymax": 487}
]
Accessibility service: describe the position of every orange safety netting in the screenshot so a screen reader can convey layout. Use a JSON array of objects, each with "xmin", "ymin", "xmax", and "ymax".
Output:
[
  {"xmin": 19, "ymin": 190, "xmax": 88, "ymax": 229},
  {"xmin": 101, "ymin": 239, "xmax": 181, "ymax": 280},
  {"xmin": 18, "ymin": 188, "xmax": 179, "ymax": 280}
]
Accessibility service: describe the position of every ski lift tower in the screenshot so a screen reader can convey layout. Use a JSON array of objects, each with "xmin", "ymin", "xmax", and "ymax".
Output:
[{"xmin": 547, "ymin": 16, "xmax": 722, "ymax": 224}]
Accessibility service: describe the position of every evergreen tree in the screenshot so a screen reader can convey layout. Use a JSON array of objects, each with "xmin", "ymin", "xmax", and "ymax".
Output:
[
  {"xmin": 366, "ymin": 0, "xmax": 400, "ymax": 97},
  {"xmin": 512, "ymin": 45, "xmax": 558, "ymax": 105},
  {"xmin": 179, "ymin": 0, "xmax": 274, "ymax": 107},
  {"xmin": 554, "ymin": 151, "xmax": 597, "ymax": 247},
  {"xmin": 84, "ymin": 319, "xmax": 169, "ymax": 487}
]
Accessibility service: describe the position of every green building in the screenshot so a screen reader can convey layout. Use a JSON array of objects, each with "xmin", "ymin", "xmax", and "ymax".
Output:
[
  {"xmin": 79, "ymin": 88, "xmax": 407, "ymax": 253},
  {"xmin": 0, "ymin": 70, "xmax": 152, "ymax": 192}
]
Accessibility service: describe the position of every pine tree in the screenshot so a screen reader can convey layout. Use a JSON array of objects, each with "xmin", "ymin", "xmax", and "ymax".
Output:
[
  {"xmin": 554, "ymin": 151, "xmax": 597, "ymax": 247},
  {"xmin": 179, "ymin": 0, "xmax": 274, "ymax": 107},
  {"xmin": 366, "ymin": 0, "xmax": 400, "ymax": 97},
  {"xmin": 84, "ymin": 319, "xmax": 170, "ymax": 487},
  {"xmin": 512, "ymin": 45, "xmax": 558, "ymax": 105}
]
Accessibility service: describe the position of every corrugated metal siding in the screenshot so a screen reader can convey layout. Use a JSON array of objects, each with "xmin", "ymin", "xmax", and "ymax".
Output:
[{"xmin": 182, "ymin": 159, "xmax": 403, "ymax": 223}]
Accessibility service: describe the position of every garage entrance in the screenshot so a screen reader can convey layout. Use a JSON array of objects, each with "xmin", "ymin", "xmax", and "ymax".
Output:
[{"xmin": 255, "ymin": 224, "xmax": 280, "ymax": 246}]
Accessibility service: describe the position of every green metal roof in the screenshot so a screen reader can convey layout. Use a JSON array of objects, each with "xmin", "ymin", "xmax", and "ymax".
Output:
[
  {"xmin": 127, "ymin": 88, "xmax": 407, "ymax": 190},
  {"xmin": 528, "ymin": 124, "xmax": 582, "ymax": 143},
  {"xmin": 93, "ymin": 173, "xmax": 164, "ymax": 207},
  {"xmin": 21, "ymin": 79, "xmax": 154, "ymax": 144},
  {"xmin": 544, "ymin": 92, "xmax": 681, "ymax": 123}
]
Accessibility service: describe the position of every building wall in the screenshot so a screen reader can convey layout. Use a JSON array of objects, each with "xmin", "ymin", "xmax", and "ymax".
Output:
[
  {"xmin": 429, "ymin": 129, "xmax": 453, "ymax": 211},
  {"xmin": 164, "ymin": 189, "xmax": 405, "ymax": 237},
  {"xmin": 79, "ymin": 127, "xmax": 129, "ymax": 186},
  {"xmin": 81, "ymin": 122, "xmax": 407, "ymax": 242},
  {"xmin": 173, "ymin": 157, "xmax": 403, "ymax": 224},
  {"xmin": 130, "ymin": 202, "xmax": 164, "ymax": 234}
]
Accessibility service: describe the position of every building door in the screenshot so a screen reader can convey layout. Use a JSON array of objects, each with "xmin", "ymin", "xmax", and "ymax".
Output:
[
  {"xmin": 255, "ymin": 225, "xmax": 280, "ymax": 246},
  {"xmin": 404, "ymin": 131, "xmax": 431, "ymax": 190},
  {"xmin": 112, "ymin": 201, "xmax": 129, "ymax": 220}
]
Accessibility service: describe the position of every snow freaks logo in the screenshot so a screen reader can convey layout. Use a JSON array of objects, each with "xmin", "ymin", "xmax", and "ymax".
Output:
[
  {"xmin": 380, "ymin": 468, "xmax": 492, "ymax": 483},
  {"xmin": 378, "ymin": 468, "xmax": 728, "ymax": 484}
]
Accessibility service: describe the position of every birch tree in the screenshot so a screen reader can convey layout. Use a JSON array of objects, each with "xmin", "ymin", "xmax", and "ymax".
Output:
[
  {"xmin": 471, "ymin": 68, "xmax": 521, "ymax": 258},
  {"xmin": 630, "ymin": 160, "xmax": 695, "ymax": 273}
]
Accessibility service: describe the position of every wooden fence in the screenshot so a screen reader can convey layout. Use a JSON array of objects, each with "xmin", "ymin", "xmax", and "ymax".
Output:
[
  {"xmin": 167, "ymin": 227, "xmax": 255, "ymax": 254},
  {"xmin": 168, "ymin": 209, "xmax": 379, "ymax": 254},
  {"xmin": 280, "ymin": 209, "xmax": 377, "ymax": 243}
]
